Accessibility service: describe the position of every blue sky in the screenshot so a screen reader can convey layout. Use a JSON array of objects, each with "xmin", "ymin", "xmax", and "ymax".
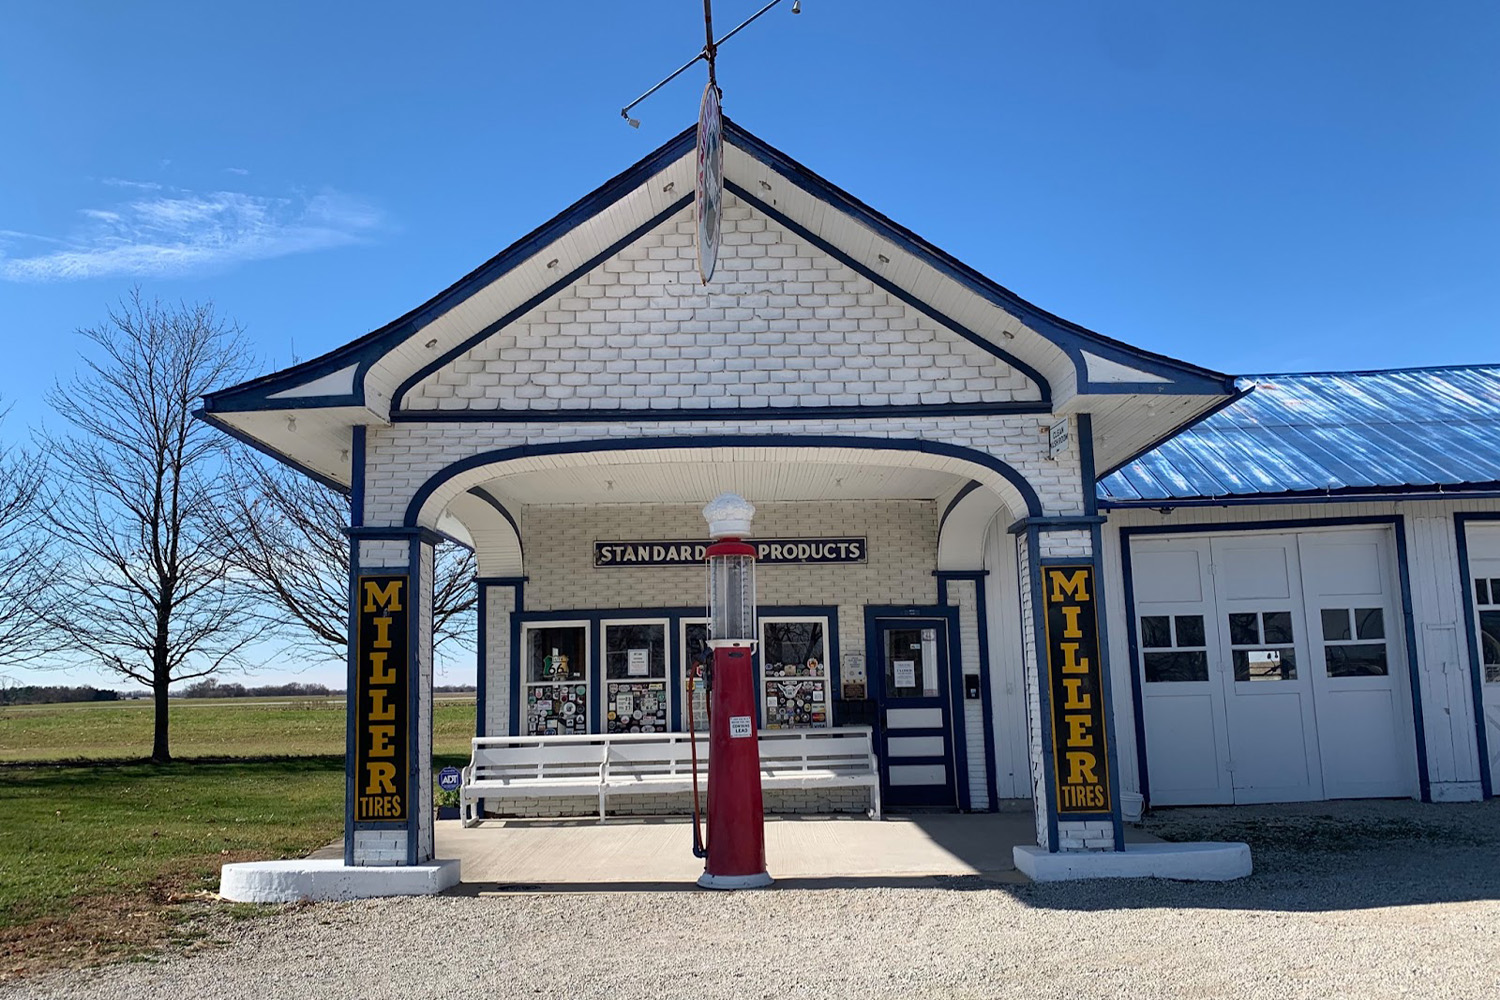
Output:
[{"xmin": 2, "ymin": 1, "xmax": 1496, "ymax": 688}]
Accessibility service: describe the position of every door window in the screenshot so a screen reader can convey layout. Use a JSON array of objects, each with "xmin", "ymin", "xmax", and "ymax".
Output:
[
  {"xmin": 1227, "ymin": 611, "xmax": 1298, "ymax": 681},
  {"xmin": 680, "ymin": 619, "xmax": 710, "ymax": 731},
  {"xmin": 1319, "ymin": 607, "xmax": 1389, "ymax": 677},
  {"xmin": 1474, "ymin": 578, "xmax": 1500, "ymax": 684},
  {"xmin": 523, "ymin": 624, "xmax": 589, "ymax": 735},
  {"xmin": 603, "ymin": 621, "xmax": 668, "ymax": 734},
  {"xmin": 884, "ymin": 627, "xmax": 940, "ymax": 697},
  {"xmin": 1139, "ymin": 614, "xmax": 1209, "ymax": 682}
]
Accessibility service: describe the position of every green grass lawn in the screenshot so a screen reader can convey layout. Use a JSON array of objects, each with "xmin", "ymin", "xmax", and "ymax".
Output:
[
  {"xmin": 0, "ymin": 695, "xmax": 477, "ymax": 761},
  {"xmin": 0, "ymin": 697, "xmax": 477, "ymax": 975}
]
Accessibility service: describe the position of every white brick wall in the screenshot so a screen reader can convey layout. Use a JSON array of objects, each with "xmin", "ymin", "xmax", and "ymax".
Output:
[
  {"xmin": 404, "ymin": 196, "xmax": 1040, "ymax": 413},
  {"xmin": 483, "ymin": 585, "xmax": 516, "ymax": 737},
  {"xmin": 362, "ymin": 414, "xmax": 1084, "ymax": 531},
  {"xmin": 352, "ymin": 829, "xmax": 408, "ymax": 867}
]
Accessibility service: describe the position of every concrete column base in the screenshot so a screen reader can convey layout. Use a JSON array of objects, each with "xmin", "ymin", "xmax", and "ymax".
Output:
[
  {"xmin": 1014, "ymin": 842, "xmax": 1251, "ymax": 882},
  {"xmin": 220, "ymin": 858, "xmax": 461, "ymax": 902}
]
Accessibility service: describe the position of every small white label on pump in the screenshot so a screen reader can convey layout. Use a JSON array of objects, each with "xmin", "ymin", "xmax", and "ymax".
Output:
[{"xmin": 729, "ymin": 715, "xmax": 753, "ymax": 738}]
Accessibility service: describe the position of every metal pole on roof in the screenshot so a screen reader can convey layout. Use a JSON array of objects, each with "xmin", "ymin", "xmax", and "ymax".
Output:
[{"xmin": 619, "ymin": 0, "xmax": 801, "ymax": 126}]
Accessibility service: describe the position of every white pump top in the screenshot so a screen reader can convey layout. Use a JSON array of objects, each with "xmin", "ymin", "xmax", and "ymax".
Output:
[{"xmin": 703, "ymin": 492, "xmax": 755, "ymax": 539}]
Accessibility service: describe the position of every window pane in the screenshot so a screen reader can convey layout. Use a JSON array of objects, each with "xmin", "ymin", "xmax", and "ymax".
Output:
[
  {"xmin": 1144, "ymin": 651, "xmax": 1209, "ymax": 683},
  {"xmin": 1140, "ymin": 615, "xmax": 1171, "ymax": 649},
  {"xmin": 1355, "ymin": 608, "xmax": 1385, "ymax": 640},
  {"xmin": 1492, "ymin": 579, "xmax": 1500, "ymax": 605},
  {"xmin": 1321, "ymin": 608, "xmax": 1352, "ymax": 641},
  {"xmin": 1262, "ymin": 612, "xmax": 1294, "ymax": 644},
  {"xmin": 606, "ymin": 681, "xmax": 667, "ymax": 733},
  {"xmin": 1326, "ymin": 644, "xmax": 1388, "ymax": 678},
  {"xmin": 1476, "ymin": 578, "xmax": 1490, "ymax": 606},
  {"xmin": 763, "ymin": 621, "xmax": 827, "ymax": 678},
  {"xmin": 1228, "ymin": 613, "xmax": 1260, "ymax": 645},
  {"xmin": 682, "ymin": 622, "xmax": 710, "ymax": 731},
  {"xmin": 1174, "ymin": 615, "xmax": 1205, "ymax": 648},
  {"xmin": 527, "ymin": 626, "xmax": 585, "ymax": 683},
  {"xmin": 605, "ymin": 623, "xmax": 666, "ymax": 680},
  {"xmin": 764, "ymin": 679, "xmax": 828, "ymax": 728},
  {"xmin": 1480, "ymin": 611, "xmax": 1500, "ymax": 667},
  {"xmin": 526, "ymin": 683, "xmax": 587, "ymax": 736},
  {"xmin": 1233, "ymin": 648, "xmax": 1297, "ymax": 681}
]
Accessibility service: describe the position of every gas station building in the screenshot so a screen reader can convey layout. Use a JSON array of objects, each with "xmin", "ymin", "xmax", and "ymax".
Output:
[{"xmin": 201, "ymin": 122, "xmax": 1499, "ymax": 884}]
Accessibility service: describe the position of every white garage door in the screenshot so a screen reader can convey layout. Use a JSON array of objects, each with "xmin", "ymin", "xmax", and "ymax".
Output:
[
  {"xmin": 1461, "ymin": 526, "xmax": 1500, "ymax": 788},
  {"xmin": 1134, "ymin": 528, "xmax": 1419, "ymax": 806}
]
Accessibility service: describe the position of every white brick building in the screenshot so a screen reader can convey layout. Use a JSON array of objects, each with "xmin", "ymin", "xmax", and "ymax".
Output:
[{"xmin": 201, "ymin": 122, "xmax": 1498, "ymax": 872}]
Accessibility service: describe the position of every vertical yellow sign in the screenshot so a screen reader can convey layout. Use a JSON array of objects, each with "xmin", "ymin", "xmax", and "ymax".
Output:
[
  {"xmin": 355, "ymin": 575, "xmax": 409, "ymax": 823},
  {"xmin": 1041, "ymin": 565, "xmax": 1112, "ymax": 815}
]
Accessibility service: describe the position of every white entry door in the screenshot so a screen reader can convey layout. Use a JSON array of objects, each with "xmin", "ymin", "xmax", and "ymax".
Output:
[{"xmin": 1135, "ymin": 527, "xmax": 1417, "ymax": 806}]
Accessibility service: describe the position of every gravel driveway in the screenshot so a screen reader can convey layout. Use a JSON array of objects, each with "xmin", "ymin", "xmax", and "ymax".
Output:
[{"xmin": 9, "ymin": 800, "xmax": 1498, "ymax": 1000}]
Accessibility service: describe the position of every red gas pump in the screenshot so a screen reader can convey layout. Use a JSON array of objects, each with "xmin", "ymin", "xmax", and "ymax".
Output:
[{"xmin": 693, "ymin": 494, "xmax": 772, "ymax": 890}]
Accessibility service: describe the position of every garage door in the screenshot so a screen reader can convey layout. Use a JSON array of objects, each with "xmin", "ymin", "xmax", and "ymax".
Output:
[
  {"xmin": 1133, "ymin": 528, "xmax": 1419, "ymax": 806},
  {"xmin": 1461, "ymin": 526, "xmax": 1500, "ymax": 788}
]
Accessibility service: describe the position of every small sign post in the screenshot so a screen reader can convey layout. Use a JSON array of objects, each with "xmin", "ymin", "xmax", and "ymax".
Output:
[{"xmin": 437, "ymin": 766, "xmax": 462, "ymax": 793}]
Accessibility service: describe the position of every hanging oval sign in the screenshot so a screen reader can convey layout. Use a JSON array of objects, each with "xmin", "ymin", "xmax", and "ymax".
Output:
[{"xmin": 695, "ymin": 82, "xmax": 723, "ymax": 284}]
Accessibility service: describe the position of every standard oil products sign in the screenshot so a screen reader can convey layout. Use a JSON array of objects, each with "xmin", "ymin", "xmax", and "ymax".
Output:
[
  {"xmin": 355, "ymin": 576, "xmax": 409, "ymax": 823},
  {"xmin": 594, "ymin": 537, "xmax": 866, "ymax": 568},
  {"xmin": 1041, "ymin": 565, "xmax": 1112, "ymax": 815}
]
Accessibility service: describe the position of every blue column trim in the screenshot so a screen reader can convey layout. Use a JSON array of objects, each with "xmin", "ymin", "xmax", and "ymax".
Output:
[
  {"xmin": 937, "ymin": 572, "xmax": 1001, "ymax": 812},
  {"xmin": 1453, "ymin": 513, "xmax": 1496, "ymax": 799}
]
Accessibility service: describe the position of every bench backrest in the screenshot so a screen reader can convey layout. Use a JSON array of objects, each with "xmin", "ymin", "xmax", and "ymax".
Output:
[{"xmin": 469, "ymin": 727, "xmax": 873, "ymax": 780}]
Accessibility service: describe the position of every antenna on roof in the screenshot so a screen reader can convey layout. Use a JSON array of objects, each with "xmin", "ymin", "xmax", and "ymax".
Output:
[{"xmin": 619, "ymin": 2, "xmax": 802, "ymax": 284}]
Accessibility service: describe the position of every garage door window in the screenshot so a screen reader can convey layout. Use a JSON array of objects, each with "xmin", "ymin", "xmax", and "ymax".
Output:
[
  {"xmin": 1474, "ymin": 578, "xmax": 1500, "ymax": 683},
  {"xmin": 1228, "ymin": 611, "xmax": 1297, "ymax": 681},
  {"xmin": 1319, "ymin": 607, "xmax": 1389, "ymax": 677},
  {"xmin": 1140, "ymin": 614, "xmax": 1209, "ymax": 682}
]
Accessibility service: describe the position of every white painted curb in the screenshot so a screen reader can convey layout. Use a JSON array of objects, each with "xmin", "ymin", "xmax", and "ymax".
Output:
[
  {"xmin": 1014, "ymin": 842, "xmax": 1252, "ymax": 882},
  {"xmin": 220, "ymin": 858, "xmax": 462, "ymax": 902}
]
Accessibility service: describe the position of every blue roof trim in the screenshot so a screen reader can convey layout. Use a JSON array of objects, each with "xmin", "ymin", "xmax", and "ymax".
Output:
[
  {"xmin": 726, "ymin": 182, "xmax": 1053, "ymax": 402},
  {"xmin": 466, "ymin": 486, "xmax": 525, "ymax": 563},
  {"xmin": 723, "ymin": 120, "xmax": 1235, "ymax": 399},
  {"xmin": 1100, "ymin": 366, "xmax": 1500, "ymax": 503},
  {"xmin": 403, "ymin": 434, "xmax": 1044, "ymax": 527},
  {"xmin": 202, "ymin": 125, "xmax": 700, "ymax": 414}
]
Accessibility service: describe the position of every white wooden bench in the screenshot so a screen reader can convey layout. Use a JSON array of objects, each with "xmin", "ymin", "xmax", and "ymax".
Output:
[{"xmin": 460, "ymin": 727, "xmax": 880, "ymax": 825}]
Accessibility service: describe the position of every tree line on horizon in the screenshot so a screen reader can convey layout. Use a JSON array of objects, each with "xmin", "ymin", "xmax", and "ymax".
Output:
[{"xmin": 0, "ymin": 291, "xmax": 478, "ymax": 759}]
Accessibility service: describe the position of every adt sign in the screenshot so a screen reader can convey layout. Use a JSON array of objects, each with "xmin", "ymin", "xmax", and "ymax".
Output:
[{"xmin": 437, "ymin": 766, "xmax": 462, "ymax": 793}]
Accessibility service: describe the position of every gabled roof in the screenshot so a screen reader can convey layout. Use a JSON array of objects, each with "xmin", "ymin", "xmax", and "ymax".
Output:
[
  {"xmin": 199, "ymin": 119, "xmax": 1236, "ymax": 490},
  {"xmin": 1098, "ymin": 365, "xmax": 1500, "ymax": 505}
]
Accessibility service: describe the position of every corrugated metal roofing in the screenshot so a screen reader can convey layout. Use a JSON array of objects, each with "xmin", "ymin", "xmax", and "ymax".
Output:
[{"xmin": 1098, "ymin": 365, "xmax": 1500, "ymax": 504}]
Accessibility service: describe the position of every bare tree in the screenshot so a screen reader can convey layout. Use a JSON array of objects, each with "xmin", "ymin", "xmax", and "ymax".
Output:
[
  {"xmin": 215, "ymin": 453, "xmax": 477, "ymax": 657},
  {"xmin": 42, "ymin": 291, "xmax": 263, "ymax": 762},
  {"xmin": 0, "ymin": 404, "xmax": 62, "ymax": 665}
]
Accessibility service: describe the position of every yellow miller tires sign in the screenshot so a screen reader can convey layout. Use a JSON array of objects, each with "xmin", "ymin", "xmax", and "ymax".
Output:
[
  {"xmin": 355, "ymin": 575, "xmax": 409, "ymax": 823},
  {"xmin": 1041, "ymin": 565, "xmax": 1112, "ymax": 815}
]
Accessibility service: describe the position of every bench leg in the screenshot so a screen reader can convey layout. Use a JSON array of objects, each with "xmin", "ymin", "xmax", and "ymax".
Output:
[
  {"xmin": 869, "ymin": 785, "xmax": 882, "ymax": 821},
  {"xmin": 461, "ymin": 795, "xmax": 478, "ymax": 828}
]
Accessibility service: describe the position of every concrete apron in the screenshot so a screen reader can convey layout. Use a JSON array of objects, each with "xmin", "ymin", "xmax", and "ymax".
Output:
[{"xmin": 220, "ymin": 815, "xmax": 1247, "ymax": 901}]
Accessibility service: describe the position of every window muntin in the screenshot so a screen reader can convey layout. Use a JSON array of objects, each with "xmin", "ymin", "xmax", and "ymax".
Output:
[
  {"xmin": 761, "ymin": 617, "xmax": 831, "ymax": 729},
  {"xmin": 603, "ymin": 620, "xmax": 669, "ymax": 734},
  {"xmin": 1319, "ymin": 607, "xmax": 1389, "ymax": 678},
  {"xmin": 1139, "ymin": 613, "xmax": 1210, "ymax": 683},
  {"xmin": 1227, "ymin": 611, "xmax": 1297, "ymax": 681},
  {"xmin": 523, "ymin": 623, "xmax": 590, "ymax": 736}
]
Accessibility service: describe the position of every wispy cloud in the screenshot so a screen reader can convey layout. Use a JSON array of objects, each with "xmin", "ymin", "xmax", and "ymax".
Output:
[{"xmin": 0, "ymin": 183, "xmax": 385, "ymax": 282}]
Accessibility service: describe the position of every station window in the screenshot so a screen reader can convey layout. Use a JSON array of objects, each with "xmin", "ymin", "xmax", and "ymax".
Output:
[
  {"xmin": 1474, "ymin": 577, "xmax": 1500, "ymax": 684},
  {"xmin": 760, "ymin": 617, "xmax": 831, "ymax": 729},
  {"xmin": 1139, "ymin": 613, "xmax": 1209, "ymax": 682},
  {"xmin": 1227, "ymin": 611, "xmax": 1297, "ymax": 681},
  {"xmin": 522, "ymin": 623, "xmax": 589, "ymax": 736},
  {"xmin": 1319, "ymin": 607, "xmax": 1389, "ymax": 677},
  {"xmin": 602, "ymin": 620, "xmax": 669, "ymax": 734},
  {"xmin": 680, "ymin": 619, "xmax": 710, "ymax": 732}
]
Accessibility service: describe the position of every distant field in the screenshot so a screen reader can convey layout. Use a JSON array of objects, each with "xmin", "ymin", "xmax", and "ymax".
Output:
[
  {"xmin": 0, "ymin": 696, "xmax": 478, "ymax": 978},
  {"xmin": 0, "ymin": 695, "xmax": 477, "ymax": 762}
]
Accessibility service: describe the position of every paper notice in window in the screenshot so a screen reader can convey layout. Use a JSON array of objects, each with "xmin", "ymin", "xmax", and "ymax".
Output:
[
  {"xmin": 729, "ymin": 715, "xmax": 752, "ymax": 738},
  {"xmin": 894, "ymin": 659, "xmax": 916, "ymax": 688},
  {"xmin": 627, "ymin": 649, "xmax": 649, "ymax": 676},
  {"xmin": 616, "ymin": 693, "xmax": 634, "ymax": 716}
]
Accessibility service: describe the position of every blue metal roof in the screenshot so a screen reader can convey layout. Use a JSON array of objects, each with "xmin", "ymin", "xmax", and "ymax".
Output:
[{"xmin": 1098, "ymin": 365, "xmax": 1500, "ymax": 504}]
